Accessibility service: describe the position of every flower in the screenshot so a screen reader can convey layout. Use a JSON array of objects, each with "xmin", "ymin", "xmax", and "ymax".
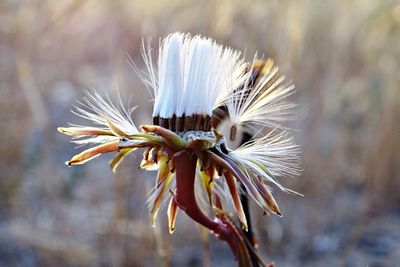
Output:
[{"xmin": 58, "ymin": 32, "xmax": 301, "ymax": 267}]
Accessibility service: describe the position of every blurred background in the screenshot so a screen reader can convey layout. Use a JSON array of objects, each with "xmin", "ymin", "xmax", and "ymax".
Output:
[{"xmin": 1, "ymin": 0, "xmax": 399, "ymax": 266}]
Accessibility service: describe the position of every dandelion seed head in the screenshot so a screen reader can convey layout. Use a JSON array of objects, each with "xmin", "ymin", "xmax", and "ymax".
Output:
[
  {"xmin": 59, "ymin": 32, "xmax": 303, "ymax": 266},
  {"xmin": 142, "ymin": 32, "xmax": 245, "ymax": 126}
]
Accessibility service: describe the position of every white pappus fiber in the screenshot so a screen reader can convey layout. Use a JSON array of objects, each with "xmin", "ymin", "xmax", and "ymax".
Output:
[
  {"xmin": 142, "ymin": 32, "xmax": 245, "ymax": 118},
  {"xmin": 70, "ymin": 90, "xmax": 138, "ymax": 144}
]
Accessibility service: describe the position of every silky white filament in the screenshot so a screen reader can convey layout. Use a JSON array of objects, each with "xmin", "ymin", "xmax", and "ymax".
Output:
[
  {"xmin": 71, "ymin": 90, "xmax": 138, "ymax": 144},
  {"xmin": 224, "ymin": 58, "xmax": 297, "ymax": 133},
  {"xmin": 142, "ymin": 32, "xmax": 245, "ymax": 118},
  {"xmin": 230, "ymin": 129, "xmax": 301, "ymax": 179}
]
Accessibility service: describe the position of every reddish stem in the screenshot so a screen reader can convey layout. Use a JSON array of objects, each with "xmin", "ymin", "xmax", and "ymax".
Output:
[{"xmin": 173, "ymin": 151, "xmax": 238, "ymax": 256}]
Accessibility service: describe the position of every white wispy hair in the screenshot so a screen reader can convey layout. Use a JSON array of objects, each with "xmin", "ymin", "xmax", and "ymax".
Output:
[
  {"xmin": 141, "ymin": 32, "xmax": 246, "ymax": 118},
  {"xmin": 224, "ymin": 58, "xmax": 296, "ymax": 133},
  {"xmin": 229, "ymin": 129, "xmax": 301, "ymax": 188},
  {"xmin": 70, "ymin": 90, "xmax": 138, "ymax": 144},
  {"xmin": 146, "ymin": 177, "xmax": 176, "ymax": 212}
]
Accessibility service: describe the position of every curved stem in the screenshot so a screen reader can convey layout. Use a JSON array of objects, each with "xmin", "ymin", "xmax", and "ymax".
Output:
[{"xmin": 173, "ymin": 151, "xmax": 238, "ymax": 256}]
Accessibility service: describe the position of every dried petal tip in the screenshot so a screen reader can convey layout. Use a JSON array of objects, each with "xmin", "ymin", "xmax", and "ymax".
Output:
[
  {"xmin": 57, "ymin": 127, "xmax": 68, "ymax": 134},
  {"xmin": 167, "ymin": 196, "xmax": 179, "ymax": 234},
  {"xmin": 272, "ymin": 206, "xmax": 282, "ymax": 217}
]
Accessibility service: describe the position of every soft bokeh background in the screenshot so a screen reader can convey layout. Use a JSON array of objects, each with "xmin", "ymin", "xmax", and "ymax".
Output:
[{"xmin": 1, "ymin": 0, "xmax": 399, "ymax": 266}]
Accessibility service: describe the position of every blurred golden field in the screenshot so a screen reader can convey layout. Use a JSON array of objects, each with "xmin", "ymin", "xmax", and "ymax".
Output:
[{"xmin": 1, "ymin": 0, "xmax": 399, "ymax": 266}]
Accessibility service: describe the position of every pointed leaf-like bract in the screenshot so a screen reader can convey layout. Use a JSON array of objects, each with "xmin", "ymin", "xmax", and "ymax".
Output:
[
  {"xmin": 66, "ymin": 141, "xmax": 119, "ymax": 166},
  {"xmin": 167, "ymin": 196, "xmax": 179, "ymax": 234},
  {"xmin": 149, "ymin": 156, "xmax": 173, "ymax": 226},
  {"xmin": 109, "ymin": 148, "xmax": 136, "ymax": 173},
  {"xmin": 57, "ymin": 126, "xmax": 112, "ymax": 137},
  {"xmin": 225, "ymin": 172, "xmax": 248, "ymax": 230}
]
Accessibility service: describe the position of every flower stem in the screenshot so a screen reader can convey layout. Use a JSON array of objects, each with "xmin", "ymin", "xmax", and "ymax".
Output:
[
  {"xmin": 173, "ymin": 151, "xmax": 238, "ymax": 257},
  {"xmin": 240, "ymin": 132, "xmax": 260, "ymax": 267}
]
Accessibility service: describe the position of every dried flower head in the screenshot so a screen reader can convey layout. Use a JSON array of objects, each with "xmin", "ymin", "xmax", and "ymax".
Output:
[{"xmin": 58, "ymin": 32, "xmax": 301, "ymax": 267}]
